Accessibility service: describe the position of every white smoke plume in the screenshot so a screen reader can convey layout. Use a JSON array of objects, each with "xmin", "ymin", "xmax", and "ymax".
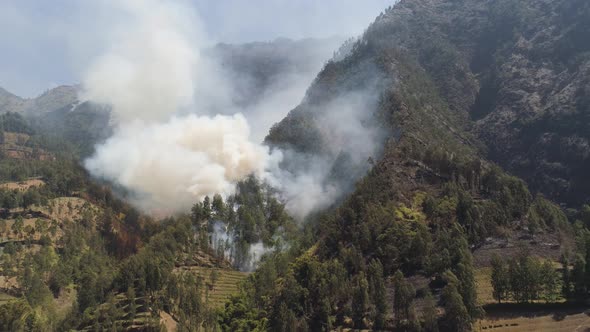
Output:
[
  {"xmin": 81, "ymin": 0, "xmax": 385, "ymax": 219},
  {"xmin": 81, "ymin": 0, "xmax": 281, "ymax": 212},
  {"xmin": 266, "ymin": 82, "xmax": 389, "ymax": 219},
  {"xmin": 210, "ymin": 221, "xmax": 271, "ymax": 272},
  {"xmin": 85, "ymin": 114, "xmax": 277, "ymax": 211},
  {"xmin": 81, "ymin": 0, "xmax": 204, "ymax": 123}
]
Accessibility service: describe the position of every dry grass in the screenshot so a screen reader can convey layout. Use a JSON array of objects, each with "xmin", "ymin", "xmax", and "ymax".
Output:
[
  {"xmin": 475, "ymin": 266, "xmax": 590, "ymax": 331},
  {"xmin": 32, "ymin": 197, "xmax": 101, "ymax": 222},
  {"xmin": 0, "ymin": 291, "xmax": 16, "ymax": 305},
  {"xmin": 54, "ymin": 285, "xmax": 77, "ymax": 318},
  {"xmin": 160, "ymin": 311, "xmax": 178, "ymax": 332},
  {"xmin": 476, "ymin": 312, "xmax": 590, "ymax": 332},
  {"xmin": 2, "ymin": 132, "xmax": 30, "ymax": 146},
  {"xmin": 475, "ymin": 267, "xmax": 495, "ymax": 305},
  {"xmin": 0, "ymin": 178, "xmax": 45, "ymax": 191}
]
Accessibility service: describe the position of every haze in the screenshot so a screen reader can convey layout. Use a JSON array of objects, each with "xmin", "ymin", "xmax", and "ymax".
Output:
[{"xmin": 0, "ymin": 0, "xmax": 393, "ymax": 98}]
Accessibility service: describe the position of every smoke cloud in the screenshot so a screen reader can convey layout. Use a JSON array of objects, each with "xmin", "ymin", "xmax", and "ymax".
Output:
[
  {"xmin": 85, "ymin": 114, "xmax": 278, "ymax": 211},
  {"xmin": 267, "ymin": 86, "xmax": 388, "ymax": 219},
  {"xmin": 211, "ymin": 221, "xmax": 272, "ymax": 272},
  {"xmin": 81, "ymin": 0, "xmax": 387, "ymax": 219},
  {"xmin": 80, "ymin": 0, "xmax": 202, "ymax": 123},
  {"xmin": 81, "ymin": 0, "xmax": 279, "ymax": 212}
]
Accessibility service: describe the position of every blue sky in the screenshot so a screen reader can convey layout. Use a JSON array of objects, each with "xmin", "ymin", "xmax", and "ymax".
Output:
[{"xmin": 0, "ymin": 0, "xmax": 393, "ymax": 98}]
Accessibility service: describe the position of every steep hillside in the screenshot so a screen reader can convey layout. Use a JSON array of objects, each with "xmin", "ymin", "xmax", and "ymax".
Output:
[
  {"xmin": 0, "ymin": 113, "xmax": 249, "ymax": 331},
  {"xmin": 269, "ymin": 0, "xmax": 590, "ymax": 208},
  {"xmin": 221, "ymin": 1, "xmax": 590, "ymax": 331},
  {"xmin": 364, "ymin": 0, "xmax": 590, "ymax": 207}
]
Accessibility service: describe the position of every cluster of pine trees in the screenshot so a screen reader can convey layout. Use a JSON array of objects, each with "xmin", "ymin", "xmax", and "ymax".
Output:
[
  {"xmin": 490, "ymin": 252, "xmax": 560, "ymax": 304},
  {"xmin": 491, "ymin": 220, "xmax": 590, "ymax": 305}
]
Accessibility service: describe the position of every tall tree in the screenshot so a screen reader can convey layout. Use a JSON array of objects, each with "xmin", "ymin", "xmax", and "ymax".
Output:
[
  {"xmin": 392, "ymin": 270, "xmax": 415, "ymax": 327},
  {"xmin": 352, "ymin": 272, "xmax": 370, "ymax": 329},
  {"xmin": 572, "ymin": 254, "xmax": 587, "ymax": 300},
  {"xmin": 422, "ymin": 290, "xmax": 439, "ymax": 332},
  {"xmin": 441, "ymin": 271, "xmax": 471, "ymax": 332},
  {"xmin": 490, "ymin": 254, "xmax": 510, "ymax": 303},
  {"xmin": 560, "ymin": 254, "xmax": 572, "ymax": 299},
  {"xmin": 368, "ymin": 259, "xmax": 387, "ymax": 330},
  {"xmin": 540, "ymin": 260, "xmax": 560, "ymax": 303}
]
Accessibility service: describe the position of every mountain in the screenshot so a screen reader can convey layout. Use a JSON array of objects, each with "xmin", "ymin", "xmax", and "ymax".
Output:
[
  {"xmin": 270, "ymin": 0, "xmax": 590, "ymax": 208},
  {"xmin": 0, "ymin": 88, "xmax": 26, "ymax": 114},
  {"xmin": 0, "ymin": 85, "xmax": 78, "ymax": 115},
  {"xmin": 2, "ymin": 2, "xmax": 590, "ymax": 331},
  {"xmin": 222, "ymin": 0, "xmax": 590, "ymax": 330},
  {"xmin": 0, "ymin": 37, "xmax": 342, "ymax": 157}
]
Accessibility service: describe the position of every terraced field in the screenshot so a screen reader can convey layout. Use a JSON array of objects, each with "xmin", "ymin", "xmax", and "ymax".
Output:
[
  {"xmin": 0, "ymin": 292, "xmax": 15, "ymax": 305},
  {"xmin": 176, "ymin": 266, "xmax": 249, "ymax": 308}
]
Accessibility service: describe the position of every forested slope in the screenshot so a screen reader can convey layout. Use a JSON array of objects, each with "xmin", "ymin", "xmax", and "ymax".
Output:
[{"xmin": 222, "ymin": 0, "xmax": 590, "ymax": 331}]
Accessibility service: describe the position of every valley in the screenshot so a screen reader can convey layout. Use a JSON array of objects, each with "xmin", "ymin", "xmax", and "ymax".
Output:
[{"xmin": 1, "ymin": 0, "xmax": 590, "ymax": 331}]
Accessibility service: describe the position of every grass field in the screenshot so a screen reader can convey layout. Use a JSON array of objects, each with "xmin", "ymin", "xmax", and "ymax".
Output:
[
  {"xmin": 475, "ymin": 267, "xmax": 590, "ymax": 331},
  {"xmin": 475, "ymin": 267, "xmax": 494, "ymax": 305},
  {"xmin": 476, "ymin": 311, "xmax": 590, "ymax": 332}
]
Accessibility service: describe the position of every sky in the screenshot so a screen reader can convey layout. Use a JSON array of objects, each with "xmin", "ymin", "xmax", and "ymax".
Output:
[{"xmin": 0, "ymin": 0, "xmax": 393, "ymax": 98}]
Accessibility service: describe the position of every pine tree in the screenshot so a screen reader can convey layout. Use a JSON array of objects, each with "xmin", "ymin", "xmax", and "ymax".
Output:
[
  {"xmin": 441, "ymin": 271, "xmax": 471, "ymax": 332},
  {"xmin": 212, "ymin": 194, "xmax": 225, "ymax": 217},
  {"xmin": 368, "ymin": 259, "xmax": 387, "ymax": 330},
  {"xmin": 572, "ymin": 254, "xmax": 586, "ymax": 300},
  {"xmin": 561, "ymin": 254, "xmax": 572, "ymax": 299},
  {"xmin": 352, "ymin": 272, "xmax": 370, "ymax": 329},
  {"xmin": 422, "ymin": 290, "xmax": 439, "ymax": 332},
  {"xmin": 203, "ymin": 196, "xmax": 212, "ymax": 219},
  {"xmin": 126, "ymin": 286, "xmax": 136, "ymax": 320},
  {"xmin": 490, "ymin": 254, "xmax": 510, "ymax": 303},
  {"xmin": 392, "ymin": 270, "xmax": 415, "ymax": 327}
]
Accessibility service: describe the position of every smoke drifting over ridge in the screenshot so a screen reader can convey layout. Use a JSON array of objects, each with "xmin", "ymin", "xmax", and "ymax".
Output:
[{"xmin": 82, "ymin": 0, "xmax": 386, "ymax": 217}]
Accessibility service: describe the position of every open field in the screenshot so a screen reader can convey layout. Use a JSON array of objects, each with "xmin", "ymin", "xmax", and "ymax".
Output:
[
  {"xmin": 475, "ymin": 267, "xmax": 495, "ymax": 305},
  {"xmin": 477, "ymin": 313, "xmax": 590, "ymax": 332},
  {"xmin": 477, "ymin": 303, "xmax": 590, "ymax": 332},
  {"xmin": 475, "ymin": 267, "xmax": 589, "ymax": 331}
]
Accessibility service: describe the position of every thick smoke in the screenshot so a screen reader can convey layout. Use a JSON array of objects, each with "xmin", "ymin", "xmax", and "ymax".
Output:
[
  {"xmin": 85, "ymin": 114, "xmax": 276, "ymax": 211},
  {"xmin": 82, "ymin": 0, "xmax": 385, "ymax": 219},
  {"xmin": 82, "ymin": 0, "xmax": 280, "ymax": 212},
  {"xmin": 80, "ymin": 0, "xmax": 203, "ymax": 123}
]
